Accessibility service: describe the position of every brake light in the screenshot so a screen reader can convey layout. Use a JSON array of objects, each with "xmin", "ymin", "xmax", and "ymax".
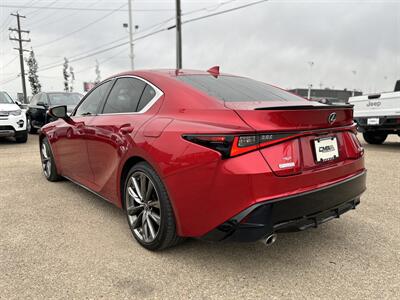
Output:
[
  {"xmin": 349, "ymin": 132, "xmax": 364, "ymax": 158},
  {"xmin": 182, "ymin": 135, "xmax": 234, "ymax": 158},
  {"xmin": 183, "ymin": 133, "xmax": 296, "ymax": 158},
  {"xmin": 231, "ymin": 136, "xmax": 258, "ymax": 156}
]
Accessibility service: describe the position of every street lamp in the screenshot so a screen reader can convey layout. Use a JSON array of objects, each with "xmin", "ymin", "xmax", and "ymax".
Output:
[
  {"xmin": 307, "ymin": 61, "xmax": 314, "ymax": 99},
  {"xmin": 123, "ymin": 22, "xmax": 139, "ymax": 70},
  {"xmin": 352, "ymin": 70, "xmax": 357, "ymax": 96}
]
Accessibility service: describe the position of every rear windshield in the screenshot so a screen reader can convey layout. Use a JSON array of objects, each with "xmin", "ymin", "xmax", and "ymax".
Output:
[
  {"xmin": 48, "ymin": 93, "xmax": 82, "ymax": 106},
  {"xmin": 176, "ymin": 75, "xmax": 303, "ymax": 102}
]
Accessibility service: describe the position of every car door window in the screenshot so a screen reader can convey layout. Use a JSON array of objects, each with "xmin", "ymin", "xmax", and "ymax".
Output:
[
  {"xmin": 102, "ymin": 78, "xmax": 146, "ymax": 114},
  {"xmin": 30, "ymin": 94, "xmax": 39, "ymax": 105},
  {"xmin": 75, "ymin": 81, "xmax": 112, "ymax": 116},
  {"xmin": 137, "ymin": 84, "xmax": 156, "ymax": 111}
]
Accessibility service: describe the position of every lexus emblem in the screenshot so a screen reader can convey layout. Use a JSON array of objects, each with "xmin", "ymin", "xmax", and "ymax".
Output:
[{"xmin": 328, "ymin": 112, "xmax": 336, "ymax": 125}]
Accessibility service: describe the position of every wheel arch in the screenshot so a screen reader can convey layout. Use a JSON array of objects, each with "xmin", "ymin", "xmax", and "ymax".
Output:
[
  {"xmin": 118, "ymin": 154, "xmax": 183, "ymax": 236},
  {"xmin": 119, "ymin": 155, "xmax": 148, "ymax": 209}
]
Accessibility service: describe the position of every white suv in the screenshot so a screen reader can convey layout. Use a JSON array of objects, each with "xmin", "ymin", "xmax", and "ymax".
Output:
[{"xmin": 0, "ymin": 91, "xmax": 28, "ymax": 143}]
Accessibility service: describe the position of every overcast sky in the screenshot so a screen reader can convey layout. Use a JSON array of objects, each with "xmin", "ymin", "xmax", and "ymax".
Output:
[{"xmin": 0, "ymin": 0, "xmax": 399, "ymax": 98}]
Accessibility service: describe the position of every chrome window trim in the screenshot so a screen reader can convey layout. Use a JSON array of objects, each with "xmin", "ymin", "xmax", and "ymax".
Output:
[
  {"xmin": 72, "ymin": 79, "xmax": 114, "ymax": 117},
  {"xmin": 98, "ymin": 75, "xmax": 164, "ymax": 116}
]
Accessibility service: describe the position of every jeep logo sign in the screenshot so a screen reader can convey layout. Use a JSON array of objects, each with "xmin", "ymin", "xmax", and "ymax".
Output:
[{"xmin": 366, "ymin": 100, "xmax": 381, "ymax": 107}]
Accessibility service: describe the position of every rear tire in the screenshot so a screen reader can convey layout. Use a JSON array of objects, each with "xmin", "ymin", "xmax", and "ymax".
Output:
[
  {"xmin": 363, "ymin": 132, "xmax": 387, "ymax": 144},
  {"xmin": 124, "ymin": 162, "xmax": 184, "ymax": 251},
  {"xmin": 40, "ymin": 137, "xmax": 62, "ymax": 181}
]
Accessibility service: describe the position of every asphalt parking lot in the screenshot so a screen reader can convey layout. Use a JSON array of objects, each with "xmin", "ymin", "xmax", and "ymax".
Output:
[{"xmin": 0, "ymin": 134, "xmax": 399, "ymax": 299}]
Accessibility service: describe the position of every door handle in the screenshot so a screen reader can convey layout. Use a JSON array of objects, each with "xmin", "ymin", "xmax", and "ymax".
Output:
[
  {"xmin": 75, "ymin": 122, "xmax": 85, "ymax": 135},
  {"xmin": 119, "ymin": 125, "xmax": 134, "ymax": 135}
]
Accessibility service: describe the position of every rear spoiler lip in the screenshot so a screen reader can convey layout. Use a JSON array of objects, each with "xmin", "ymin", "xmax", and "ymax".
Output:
[{"xmin": 254, "ymin": 104, "xmax": 354, "ymax": 111}]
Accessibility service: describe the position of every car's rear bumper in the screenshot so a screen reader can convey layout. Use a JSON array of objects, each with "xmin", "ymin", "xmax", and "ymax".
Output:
[
  {"xmin": 354, "ymin": 116, "xmax": 400, "ymax": 132},
  {"xmin": 201, "ymin": 170, "xmax": 366, "ymax": 242}
]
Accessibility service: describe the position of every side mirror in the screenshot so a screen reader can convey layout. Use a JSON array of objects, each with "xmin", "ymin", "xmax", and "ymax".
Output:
[
  {"xmin": 48, "ymin": 105, "xmax": 68, "ymax": 119},
  {"xmin": 15, "ymin": 100, "xmax": 22, "ymax": 107}
]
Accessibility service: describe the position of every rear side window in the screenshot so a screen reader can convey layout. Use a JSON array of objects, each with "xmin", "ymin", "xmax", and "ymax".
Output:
[
  {"xmin": 103, "ymin": 78, "xmax": 146, "ymax": 114},
  {"xmin": 75, "ymin": 80, "xmax": 112, "ymax": 116},
  {"xmin": 39, "ymin": 93, "xmax": 49, "ymax": 104},
  {"xmin": 176, "ymin": 75, "xmax": 303, "ymax": 102},
  {"xmin": 48, "ymin": 93, "xmax": 81, "ymax": 106},
  {"xmin": 137, "ymin": 84, "xmax": 156, "ymax": 111}
]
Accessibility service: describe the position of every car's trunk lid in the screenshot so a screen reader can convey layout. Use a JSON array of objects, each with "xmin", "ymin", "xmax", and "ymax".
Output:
[
  {"xmin": 224, "ymin": 101, "xmax": 354, "ymax": 131},
  {"xmin": 225, "ymin": 101, "xmax": 360, "ymax": 177}
]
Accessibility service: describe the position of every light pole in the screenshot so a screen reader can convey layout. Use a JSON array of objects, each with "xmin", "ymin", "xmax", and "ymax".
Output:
[
  {"xmin": 307, "ymin": 61, "xmax": 314, "ymax": 99},
  {"xmin": 128, "ymin": 0, "xmax": 134, "ymax": 70},
  {"xmin": 175, "ymin": 0, "xmax": 182, "ymax": 69},
  {"xmin": 123, "ymin": 22, "xmax": 138, "ymax": 70},
  {"xmin": 352, "ymin": 70, "xmax": 357, "ymax": 96}
]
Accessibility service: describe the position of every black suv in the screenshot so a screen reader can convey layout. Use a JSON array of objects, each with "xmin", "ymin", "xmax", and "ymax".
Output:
[{"xmin": 26, "ymin": 92, "xmax": 82, "ymax": 133}]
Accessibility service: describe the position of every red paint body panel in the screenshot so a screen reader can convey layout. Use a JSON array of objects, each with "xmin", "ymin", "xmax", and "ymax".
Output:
[{"xmin": 40, "ymin": 69, "xmax": 366, "ymax": 238}]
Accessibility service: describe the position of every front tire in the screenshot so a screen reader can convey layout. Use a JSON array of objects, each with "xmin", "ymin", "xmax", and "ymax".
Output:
[
  {"xmin": 27, "ymin": 116, "xmax": 37, "ymax": 134},
  {"xmin": 40, "ymin": 138, "xmax": 62, "ymax": 181},
  {"xmin": 363, "ymin": 131, "xmax": 387, "ymax": 144},
  {"xmin": 124, "ymin": 162, "xmax": 183, "ymax": 251}
]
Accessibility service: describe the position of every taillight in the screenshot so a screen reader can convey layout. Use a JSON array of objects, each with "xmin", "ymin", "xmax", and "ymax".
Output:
[
  {"xmin": 182, "ymin": 135, "xmax": 234, "ymax": 158},
  {"xmin": 349, "ymin": 132, "xmax": 364, "ymax": 157},
  {"xmin": 183, "ymin": 133, "xmax": 296, "ymax": 158}
]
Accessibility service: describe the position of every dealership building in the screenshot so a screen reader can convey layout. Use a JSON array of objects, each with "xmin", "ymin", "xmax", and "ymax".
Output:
[{"xmin": 289, "ymin": 88, "xmax": 362, "ymax": 104}]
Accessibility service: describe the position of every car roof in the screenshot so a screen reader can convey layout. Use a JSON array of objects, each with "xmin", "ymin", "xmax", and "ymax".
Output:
[
  {"xmin": 109, "ymin": 69, "xmax": 239, "ymax": 80},
  {"xmin": 43, "ymin": 91, "xmax": 82, "ymax": 94}
]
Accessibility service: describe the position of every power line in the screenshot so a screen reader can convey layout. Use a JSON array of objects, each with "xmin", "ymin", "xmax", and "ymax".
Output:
[
  {"xmin": 1, "ymin": 55, "xmax": 19, "ymax": 70},
  {"xmin": 0, "ymin": 4, "xmax": 173, "ymax": 12},
  {"xmin": 0, "ymin": 75, "xmax": 19, "ymax": 85},
  {"xmin": 172, "ymin": 0, "xmax": 269, "ymax": 29},
  {"xmin": 33, "ymin": 3, "xmax": 128, "ymax": 49},
  {"xmin": 0, "ymin": 15, "xmax": 12, "ymax": 33},
  {"xmin": 37, "ymin": 15, "xmax": 177, "ymax": 69},
  {"xmin": 24, "ymin": 0, "xmax": 60, "ymax": 21},
  {"xmin": 36, "ymin": 0, "xmax": 269, "ymax": 73},
  {"xmin": 183, "ymin": 0, "xmax": 238, "ymax": 17},
  {"xmin": 0, "ymin": 0, "xmax": 39, "ymax": 35},
  {"xmin": 26, "ymin": 0, "xmax": 103, "ymax": 28},
  {"xmin": 74, "ymin": 47, "xmax": 128, "ymax": 74},
  {"xmin": 26, "ymin": 0, "xmax": 70, "ymax": 26},
  {"xmin": 37, "ymin": 26, "xmax": 173, "ymax": 73}
]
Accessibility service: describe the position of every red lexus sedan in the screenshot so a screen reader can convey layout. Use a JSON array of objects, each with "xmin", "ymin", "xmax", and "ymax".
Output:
[{"xmin": 39, "ymin": 68, "xmax": 366, "ymax": 250}]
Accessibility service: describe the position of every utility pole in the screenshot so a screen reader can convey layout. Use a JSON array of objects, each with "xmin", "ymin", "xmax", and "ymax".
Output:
[
  {"xmin": 128, "ymin": 0, "xmax": 134, "ymax": 70},
  {"xmin": 9, "ymin": 12, "xmax": 30, "ymax": 104},
  {"xmin": 175, "ymin": 0, "xmax": 182, "ymax": 69}
]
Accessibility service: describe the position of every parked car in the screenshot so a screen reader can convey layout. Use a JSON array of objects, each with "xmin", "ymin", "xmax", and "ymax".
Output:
[
  {"xmin": 26, "ymin": 92, "xmax": 83, "ymax": 133},
  {"xmin": 0, "ymin": 91, "xmax": 28, "ymax": 143},
  {"xmin": 349, "ymin": 80, "xmax": 400, "ymax": 144},
  {"xmin": 38, "ymin": 68, "xmax": 366, "ymax": 250}
]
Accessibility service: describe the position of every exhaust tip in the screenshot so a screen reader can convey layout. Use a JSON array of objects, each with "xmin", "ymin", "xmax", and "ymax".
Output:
[{"xmin": 261, "ymin": 233, "xmax": 277, "ymax": 246}]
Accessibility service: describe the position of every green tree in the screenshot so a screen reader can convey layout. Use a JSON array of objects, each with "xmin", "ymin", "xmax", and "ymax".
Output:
[
  {"xmin": 25, "ymin": 50, "xmax": 41, "ymax": 95},
  {"xmin": 63, "ymin": 57, "xmax": 70, "ymax": 92}
]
